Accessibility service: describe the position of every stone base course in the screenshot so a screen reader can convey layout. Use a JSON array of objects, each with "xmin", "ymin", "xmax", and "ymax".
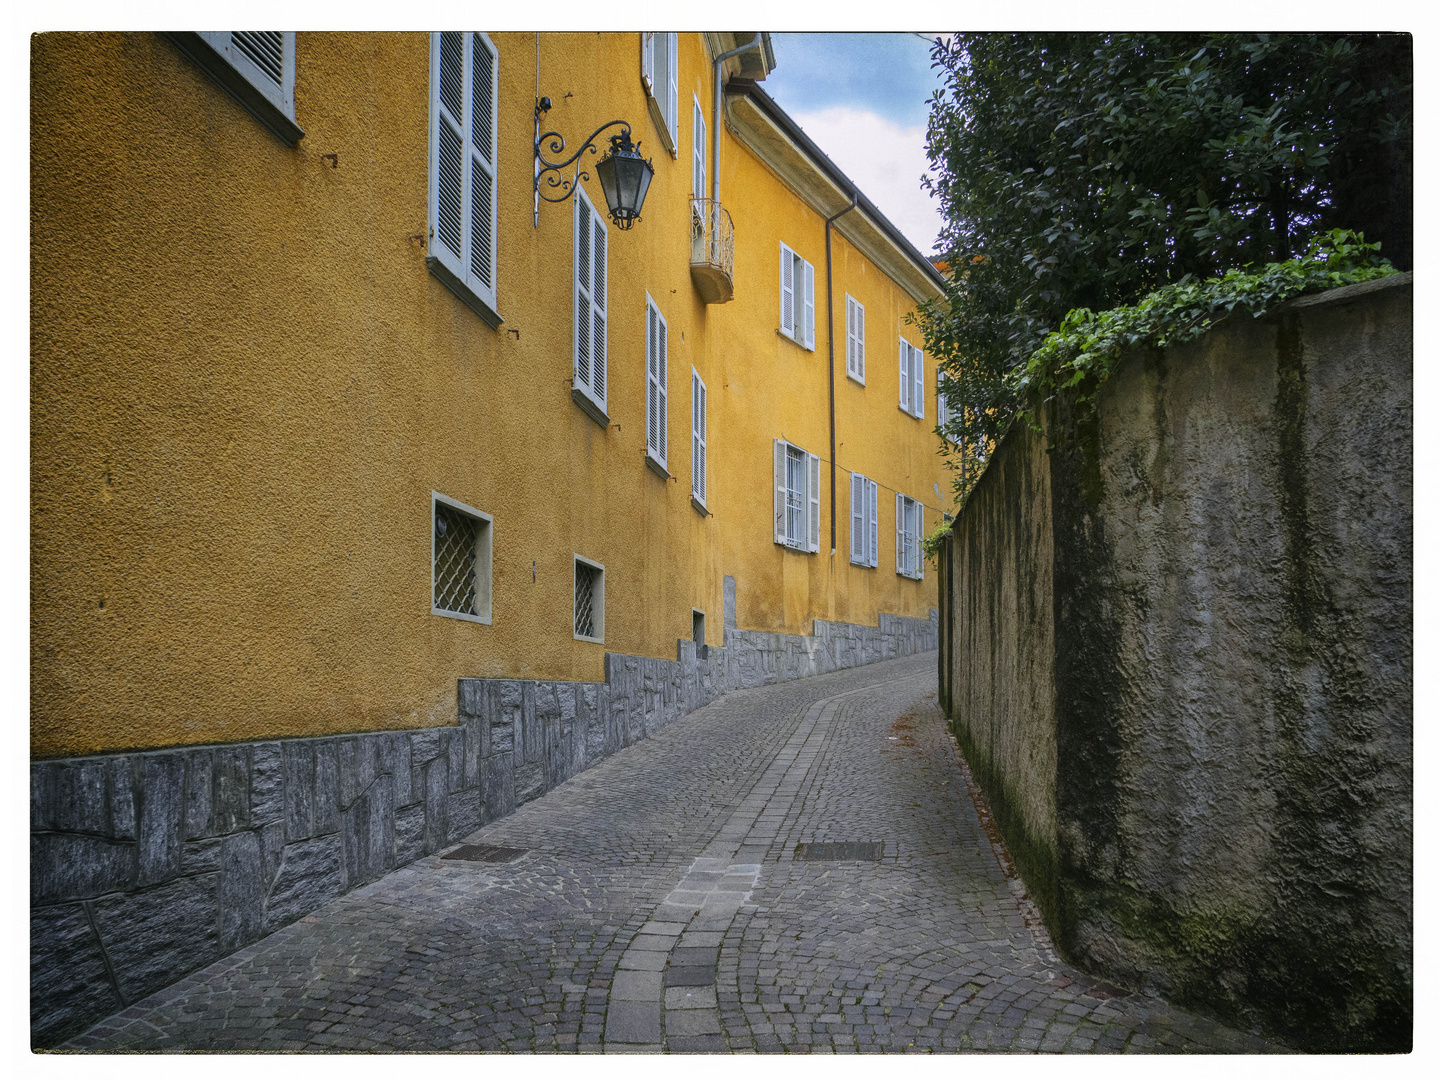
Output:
[{"xmin": 31, "ymin": 608, "xmax": 937, "ymax": 1047}]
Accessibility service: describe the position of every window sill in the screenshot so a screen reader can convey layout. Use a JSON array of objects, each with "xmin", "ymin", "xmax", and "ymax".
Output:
[
  {"xmin": 572, "ymin": 387, "xmax": 611, "ymax": 429},
  {"xmin": 165, "ymin": 32, "xmax": 305, "ymax": 146},
  {"xmin": 847, "ymin": 371, "xmax": 866, "ymax": 386},
  {"xmin": 427, "ymin": 257, "xmax": 503, "ymax": 329},
  {"xmin": 691, "ymin": 496, "xmax": 710, "ymax": 517},
  {"xmin": 432, "ymin": 605, "xmax": 492, "ymax": 625},
  {"xmin": 574, "ymin": 633, "xmax": 605, "ymax": 645},
  {"xmin": 645, "ymin": 454, "xmax": 671, "ymax": 480},
  {"xmin": 776, "ymin": 328, "xmax": 814, "ymax": 351}
]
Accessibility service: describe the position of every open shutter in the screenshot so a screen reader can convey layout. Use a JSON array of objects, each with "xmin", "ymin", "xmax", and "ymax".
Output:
[
  {"xmin": 856, "ymin": 303, "xmax": 865, "ymax": 379},
  {"xmin": 647, "ymin": 302, "xmax": 659, "ymax": 454},
  {"xmin": 469, "ymin": 34, "xmax": 497, "ymax": 304},
  {"xmin": 693, "ymin": 97, "xmax": 707, "ymax": 198},
  {"xmin": 431, "ymin": 33, "xmax": 466, "ymax": 276},
  {"xmin": 429, "ymin": 32, "xmax": 497, "ymax": 312},
  {"xmin": 658, "ymin": 312, "xmax": 668, "ymax": 462},
  {"xmin": 867, "ymin": 480, "xmax": 879, "ymax": 567},
  {"xmin": 849, "ymin": 473, "xmax": 862, "ymax": 561},
  {"xmin": 574, "ymin": 192, "xmax": 592, "ymax": 394},
  {"xmin": 592, "ymin": 203, "xmax": 608, "ymax": 404},
  {"xmin": 774, "ymin": 440, "xmax": 788, "ymax": 544},
  {"xmin": 807, "ymin": 452, "xmax": 821, "ymax": 552},
  {"xmin": 698, "ymin": 380, "xmax": 707, "ymax": 503},
  {"xmin": 642, "ymin": 33, "xmax": 655, "ymax": 93},
  {"xmin": 779, "ymin": 245, "xmax": 794, "ymax": 338},
  {"xmin": 899, "ymin": 340, "xmax": 911, "ymax": 412},
  {"xmin": 666, "ymin": 33, "xmax": 680, "ymax": 142},
  {"xmin": 912, "ymin": 347, "xmax": 924, "ymax": 419},
  {"xmin": 915, "ymin": 503, "xmax": 925, "ymax": 580},
  {"xmin": 845, "ymin": 299, "xmax": 855, "ymax": 376},
  {"xmin": 802, "ymin": 260, "xmax": 816, "ymax": 349},
  {"xmin": 896, "ymin": 493, "xmax": 906, "ymax": 573},
  {"xmin": 692, "ymin": 370, "xmax": 707, "ymax": 504}
]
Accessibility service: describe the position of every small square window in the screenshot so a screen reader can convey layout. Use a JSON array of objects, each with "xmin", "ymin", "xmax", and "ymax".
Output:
[
  {"xmin": 574, "ymin": 556, "xmax": 605, "ymax": 642},
  {"xmin": 432, "ymin": 492, "xmax": 492, "ymax": 623}
]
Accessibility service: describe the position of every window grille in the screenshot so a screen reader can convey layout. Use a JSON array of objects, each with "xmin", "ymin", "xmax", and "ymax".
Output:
[
  {"xmin": 434, "ymin": 502, "xmax": 478, "ymax": 615},
  {"xmin": 574, "ymin": 558, "xmax": 604, "ymax": 641},
  {"xmin": 785, "ymin": 444, "xmax": 806, "ymax": 545}
]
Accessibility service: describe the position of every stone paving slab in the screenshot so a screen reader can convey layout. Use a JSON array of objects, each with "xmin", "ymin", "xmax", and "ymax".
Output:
[{"xmin": 56, "ymin": 653, "xmax": 1286, "ymax": 1054}]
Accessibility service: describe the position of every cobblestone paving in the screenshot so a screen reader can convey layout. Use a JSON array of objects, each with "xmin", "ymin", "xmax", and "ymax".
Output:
[{"xmin": 60, "ymin": 655, "xmax": 1284, "ymax": 1054}]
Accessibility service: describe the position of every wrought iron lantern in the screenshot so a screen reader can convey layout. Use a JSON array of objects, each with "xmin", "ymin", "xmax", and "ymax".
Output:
[{"xmin": 534, "ymin": 97, "xmax": 655, "ymax": 230}]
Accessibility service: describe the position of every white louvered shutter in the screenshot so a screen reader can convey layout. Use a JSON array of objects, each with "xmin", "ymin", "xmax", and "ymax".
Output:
[
  {"xmin": 780, "ymin": 244, "xmax": 795, "ymax": 338},
  {"xmin": 802, "ymin": 260, "xmax": 816, "ymax": 349},
  {"xmin": 915, "ymin": 503, "xmax": 925, "ymax": 580},
  {"xmin": 774, "ymin": 440, "xmax": 787, "ymax": 544},
  {"xmin": 846, "ymin": 297, "xmax": 865, "ymax": 380},
  {"xmin": 899, "ymin": 340, "xmax": 911, "ymax": 412},
  {"xmin": 850, "ymin": 473, "xmax": 865, "ymax": 563},
  {"xmin": 845, "ymin": 298, "xmax": 855, "ymax": 376},
  {"xmin": 647, "ymin": 302, "xmax": 660, "ymax": 456},
  {"xmin": 575, "ymin": 187, "xmax": 608, "ymax": 408},
  {"xmin": 199, "ymin": 32, "xmax": 297, "ymax": 119},
  {"xmin": 429, "ymin": 32, "xmax": 497, "ymax": 313},
  {"xmin": 698, "ymin": 379, "xmax": 707, "ymax": 502},
  {"xmin": 912, "ymin": 347, "xmax": 925, "ymax": 419},
  {"xmin": 666, "ymin": 33, "xmax": 680, "ymax": 144},
  {"xmin": 692, "ymin": 370, "xmax": 708, "ymax": 504},
  {"xmin": 867, "ymin": 479, "xmax": 879, "ymax": 567},
  {"xmin": 807, "ymin": 452, "xmax": 821, "ymax": 552},
  {"xmin": 658, "ymin": 311, "xmax": 668, "ymax": 461},
  {"xmin": 641, "ymin": 33, "xmax": 655, "ymax": 93},
  {"xmin": 896, "ymin": 493, "xmax": 906, "ymax": 574},
  {"xmin": 693, "ymin": 97, "xmax": 707, "ymax": 198}
]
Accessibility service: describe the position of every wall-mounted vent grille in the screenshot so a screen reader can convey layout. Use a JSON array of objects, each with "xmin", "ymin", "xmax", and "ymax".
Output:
[
  {"xmin": 434, "ymin": 502, "xmax": 480, "ymax": 615},
  {"xmin": 575, "ymin": 561, "xmax": 600, "ymax": 638}
]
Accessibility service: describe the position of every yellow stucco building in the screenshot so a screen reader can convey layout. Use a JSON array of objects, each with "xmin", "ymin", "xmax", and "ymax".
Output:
[{"xmin": 31, "ymin": 31, "xmax": 952, "ymax": 1044}]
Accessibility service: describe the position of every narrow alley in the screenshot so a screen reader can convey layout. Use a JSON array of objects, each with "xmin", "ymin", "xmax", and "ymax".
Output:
[{"xmin": 60, "ymin": 655, "xmax": 1280, "ymax": 1054}]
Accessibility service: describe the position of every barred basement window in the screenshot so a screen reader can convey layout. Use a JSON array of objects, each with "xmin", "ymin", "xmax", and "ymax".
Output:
[
  {"xmin": 432, "ymin": 492, "xmax": 492, "ymax": 623},
  {"xmin": 574, "ymin": 555, "xmax": 605, "ymax": 642}
]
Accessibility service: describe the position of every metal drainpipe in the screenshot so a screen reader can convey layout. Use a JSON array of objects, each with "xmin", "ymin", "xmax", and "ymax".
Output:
[
  {"xmin": 711, "ymin": 34, "xmax": 763, "ymax": 208},
  {"xmin": 825, "ymin": 193, "xmax": 859, "ymax": 555}
]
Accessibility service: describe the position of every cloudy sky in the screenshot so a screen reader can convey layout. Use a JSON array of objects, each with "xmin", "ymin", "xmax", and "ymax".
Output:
[{"xmin": 761, "ymin": 33, "xmax": 948, "ymax": 258}]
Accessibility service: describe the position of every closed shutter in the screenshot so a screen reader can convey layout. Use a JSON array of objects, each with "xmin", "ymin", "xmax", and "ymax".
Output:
[
  {"xmin": 641, "ymin": 32, "xmax": 654, "ymax": 93},
  {"xmin": 802, "ymin": 260, "xmax": 816, "ymax": 349},
  {"xmin": 658, "ymin": 311, "xmax": 668, "ymax": 461},
  {"xmin": 915, "ymin": 503, "xmax": 925, "ymax": 581},
  {"xmin": 807, "ymin": 452, "xmax": 821, "ymax": 552},
  {"xmin": 846, "ymin": 297, "xmax": 864, "ymax": 380},
  {"xmin": 699, "ymin": 380, "xmax": 707, "ymax": 502},
  {"xmin": 780, "ymin": 244, "xmax": 795, "ymax": 338},
  {"xmin": 850, "ymin": 473, "xmax": 865, "ymax": 563},
  {"xmin": 774, "ymin": 440, "xmax": 787, "ymax": 544},
  {"xmin": 692, "ymin": 97, "xmax": 707, "ymax": 198},
  {"xmin": 692, "ymin": 370, "xmax": 707, "ymax": 504},
  {"xmin": 198, "ymin": 31, "xmax": 296, "ymax": 120},
  {"xmin": 912, "ymin": 347, "xmax": 924, "ymax": 419},
  {"xmin": 666, "ymin": 33, "xmax": 679, "ymax": 143},
  {"xmin": 899, "ymin": 339, "xmax": 911, "ymax": 412},
  {"xmin": 575, "ymin": 186, "xmax": 607, "ymax": 409},
  {"xmin": 867, "ymin": 479, "xmax": 879, "ymax": 567},
  {"xmin": 845, "ymin": 298, "xmax": 855, "ymax": 376},
  {"xmin": 429, "ymin": 32, "xmax": 498, "ymax": 313}
]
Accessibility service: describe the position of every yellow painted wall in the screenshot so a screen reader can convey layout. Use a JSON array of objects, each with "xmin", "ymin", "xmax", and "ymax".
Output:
[{"xmin": 31, "ymin": 31, "xmax": 950, "ymax": 760}]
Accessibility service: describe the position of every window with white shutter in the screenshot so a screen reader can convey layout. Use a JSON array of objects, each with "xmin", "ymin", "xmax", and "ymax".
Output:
[
  {"xmin": 171, "ymin": 32, "xmax": 303, "ymax": 145},
  {"xmin": 427, "ymin": 31, "xmax": 500, "ymax": 327},
  {"xmin": 845, "ymin": 295, "xmax": 865, "ymax": 383},
  {"xmin": 646, "ymin": 295, "xmax": 669, "ymax": 471},
  {"xmin": 867, "ymin": 478, "xmax": 879, "ymax": 568},
  {"xmin": 937, "ymin": 370, "xmax": 959, "ymax": 442},
  {"xmin": 899, "ymin": 338, "xmax": 924, "ymax": 418},
  {"xmin": 899, "ymin": 338, "xmax": 911, "ymax": 413},
  {"xmin": 773, "ymin": 439, "xmax": 821, "ymax": 551},
  {"xmin": 574, "ymin": 185, "xmax": 609, "ymax": 419},
  {"xmin": 692, "ymin": 96, "xmax": 707, "ymax": 199},
  {"xmin": 691, "ymin": 369, "xmax": 708, "ymax": 509},
  {"xmin": 779, "ymin": 244, "xmax": 816, "ymax": 350},
  {"xmin": 849, "ymin": 473, "xmax": 880, "ymax": 566},
  {"xmin": 894, "ymin": 493, "xmax": 924, "ymax": 579},
  {"xmin": 641, "ymin": 32, "xmax": 679, "ymax": 154}
]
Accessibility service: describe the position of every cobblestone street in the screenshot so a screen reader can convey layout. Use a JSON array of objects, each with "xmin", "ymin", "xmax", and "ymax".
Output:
[{"xmin": 60, "ymin": 655, "xmax": 1282, "ymax": 1054}]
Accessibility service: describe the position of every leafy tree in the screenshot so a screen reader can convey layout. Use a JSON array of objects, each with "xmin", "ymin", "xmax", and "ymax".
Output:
[{"xmin": 922, "ymin": 33, "xmax": 1411, "ymax": 474}]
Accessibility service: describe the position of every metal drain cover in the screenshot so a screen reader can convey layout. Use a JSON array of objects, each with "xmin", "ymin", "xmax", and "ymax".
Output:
[
  {"xmin": 794, "ymin": 842, "xmax": 882, "ymax": 862},
  {"xmin": 441, "ymin": 843, "xmax": 527, "ymax": 863}
]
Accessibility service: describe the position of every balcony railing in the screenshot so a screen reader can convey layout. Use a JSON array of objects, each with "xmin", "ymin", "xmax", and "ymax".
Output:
[{"xmin": 689, "ymin": 198, "xmax": 734, "ymax": 304}]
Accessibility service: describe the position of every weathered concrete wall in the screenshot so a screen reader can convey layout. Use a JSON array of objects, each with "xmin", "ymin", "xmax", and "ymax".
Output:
[
  {"xmin": 941, "ymin": 275, "xmax": 1411, "ymax": 1052},
  {"xmin": 31, "ymin": 608, "xmax": 936, "ymax": 1047}
]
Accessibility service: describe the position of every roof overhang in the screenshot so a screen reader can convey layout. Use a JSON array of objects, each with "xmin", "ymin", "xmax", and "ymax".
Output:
[
  {"xmin": 704, "ymin": 33, "xmax": 777, "ymax": 81},
  {"xmin": 723, "ymin": 81, "xmax": 946, "ymax": 306}
]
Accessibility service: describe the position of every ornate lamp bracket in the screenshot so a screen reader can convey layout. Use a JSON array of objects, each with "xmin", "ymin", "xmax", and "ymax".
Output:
[{"xmin": 533, "ymin": 96, "xmax": 635, "ymax": 223}]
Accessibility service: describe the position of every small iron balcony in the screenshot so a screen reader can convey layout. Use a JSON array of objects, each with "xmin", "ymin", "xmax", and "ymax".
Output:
[{"xmin": 689, "ymin": 198, "xmax": 734, "ymax": 304}]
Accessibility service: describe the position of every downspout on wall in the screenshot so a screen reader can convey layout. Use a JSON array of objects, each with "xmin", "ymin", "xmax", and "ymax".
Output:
[
  {"xmin": 710, "ymin": 34, "xmax": 763, "ymax": 208},
  {"xmin": 825, "ymin": 194, "xmax": 859, "ymax": 554}
]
